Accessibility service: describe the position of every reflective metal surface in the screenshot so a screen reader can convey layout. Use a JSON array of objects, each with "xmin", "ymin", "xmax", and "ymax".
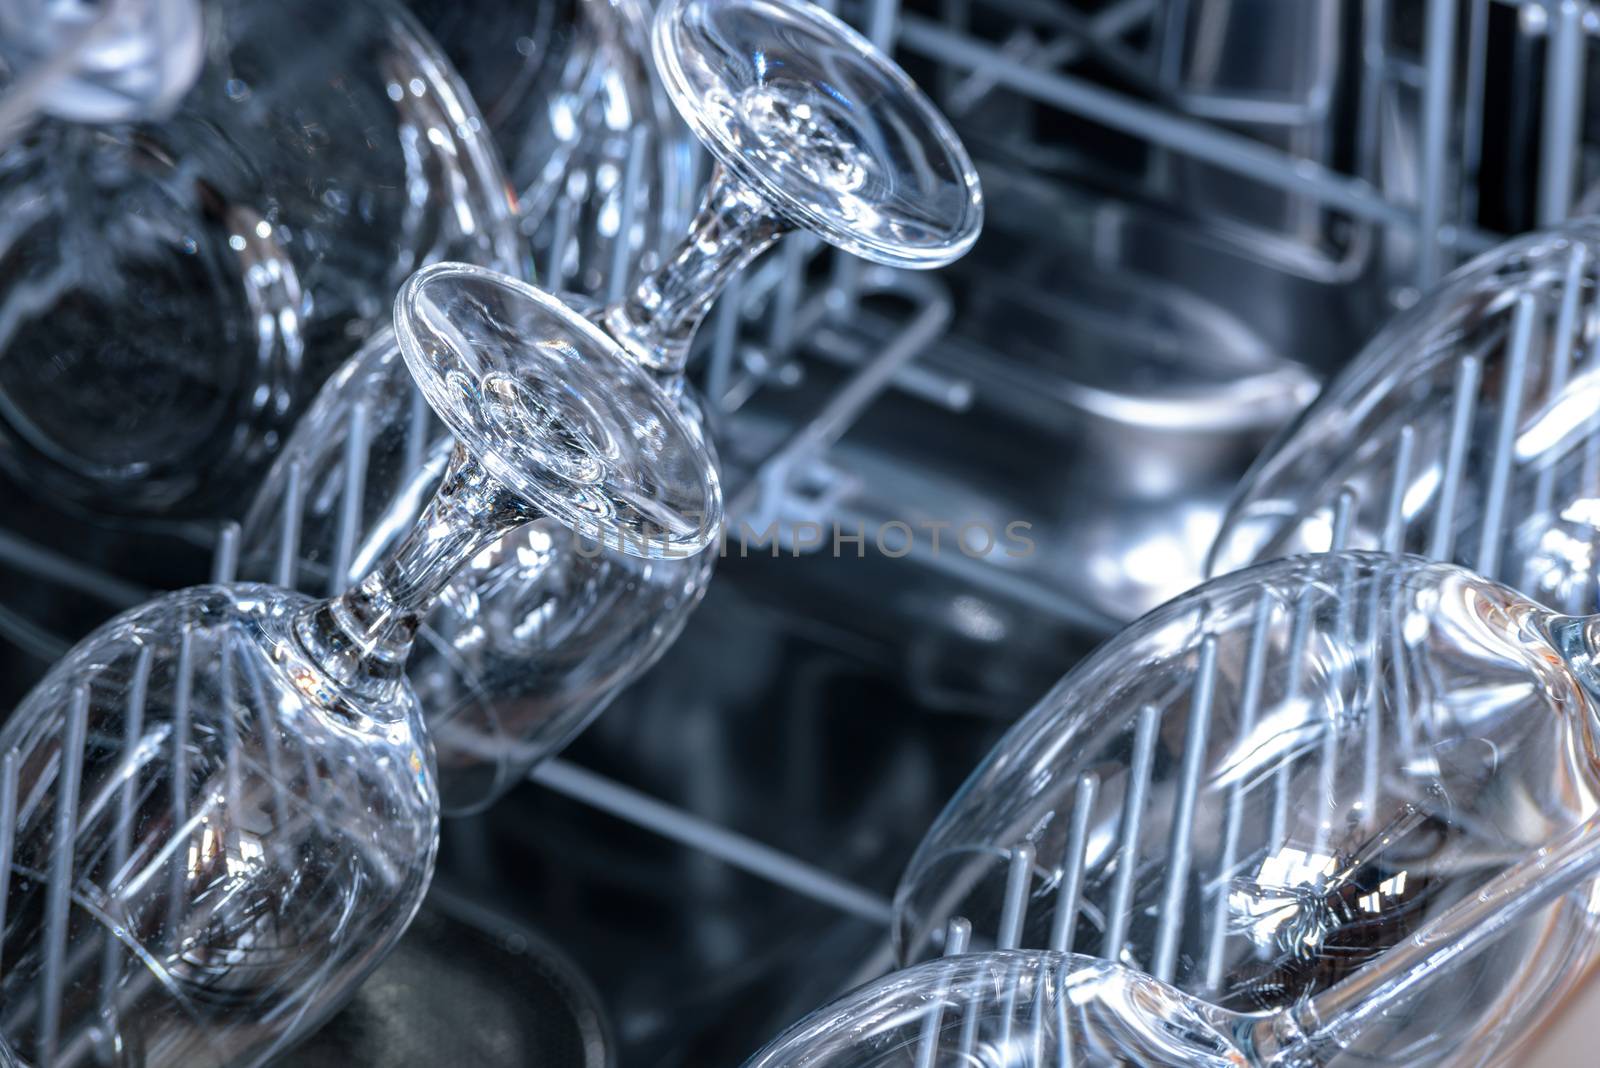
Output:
[
  {"xmin": 895, "ymin": 553, "xmax": 1600, "ymax": 1066},
  {"xmin": 5, "ymin": 0, "xmax": 1600, "ymax": 1065}
]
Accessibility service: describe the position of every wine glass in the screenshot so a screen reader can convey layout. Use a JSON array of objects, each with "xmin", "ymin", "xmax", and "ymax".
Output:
[
  {"xmin": 745, "ymin": 951, "xmax": 1247, "ymax": 1067},
  {"xmin": 0, "ymin": 262, "xmax": 720, "ymax": 1068},
  {"xmin": 752, "ymin": 836, "xmax": 1600, "ymax": 1068},
  {"xmin": 1208, "ymin": 221, "xmax": 1600, "ymax": 611},
  {"xmin": 239, "ymin": 0, "xmax": 983, "ymax": 815},
  {"xmin": 893, "ymin": 552, "xmax": 1600, "ymax": 1066},
  {"xmin": 0, "ymin": 0, "xmax": 525, "ymax": 517},
  {"xmin": 410, "ymin": 0, "xmax": 698, "ymax": 299}
]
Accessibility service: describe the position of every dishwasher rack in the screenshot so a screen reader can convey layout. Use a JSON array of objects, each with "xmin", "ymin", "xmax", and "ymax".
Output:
[
  {"xmin": 4, "ymin": 0, "xmax": 1593, "ymax": 654},
  {"xmin": 1, "ymin": 0, "xmax": 1597, "ymax": 1063}
]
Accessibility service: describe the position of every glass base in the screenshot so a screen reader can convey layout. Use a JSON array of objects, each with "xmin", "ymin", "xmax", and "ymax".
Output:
[
  {"xmin": 654, "ymin": 0, "xmax": 982, "ymax": 268},
  {"xmin": 0, "ymin": 583, "xmax": 438, "ymax": 1068},
  {"xmin": 240, "ymin": 326, "xmax": 719, "ymax": 817}
]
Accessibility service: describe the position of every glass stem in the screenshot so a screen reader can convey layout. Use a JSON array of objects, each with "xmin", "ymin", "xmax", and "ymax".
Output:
[
  {"xmin": 602, "ymin": 161, "xmax": 791, "ymax": 379},
  {"xmin": 295, "ymin": 443, "xmax": 535, "ymax": 703},
  {"xmin": 1546, "ymin": 613, "xmax": 1600, "ymax": 702}
]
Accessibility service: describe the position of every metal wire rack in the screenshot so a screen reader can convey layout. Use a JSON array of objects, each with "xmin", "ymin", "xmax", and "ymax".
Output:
[{"xmin": 3, "ymin": 0, "xmax": 1600, "ymax": 1058}]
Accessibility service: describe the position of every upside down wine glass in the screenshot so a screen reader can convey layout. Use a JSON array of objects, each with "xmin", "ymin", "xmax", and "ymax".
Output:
[
  {"xmin": 893, "ymin": 552, "xmax": 1600, "ymax": 1066},
  {"xmin": 749, "ymin": 836, "xmax": 1600, "ymax": 1068},
  {"xmin": 0, "ymin": 262, "xmax": 720, "ymax": 1068},
  {"xmin": 238, "ymin": 0, "xmax": 984, "ymax": 814},
  {"xmin": 1207, "ymin": 220, "xmax": 1600, "ymax": 611}
]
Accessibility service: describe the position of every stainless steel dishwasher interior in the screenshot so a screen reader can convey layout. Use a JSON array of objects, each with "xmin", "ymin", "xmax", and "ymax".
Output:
[{"xmin": 1, "ymin": 0, "xmax": 1597, "ymax": 1064}]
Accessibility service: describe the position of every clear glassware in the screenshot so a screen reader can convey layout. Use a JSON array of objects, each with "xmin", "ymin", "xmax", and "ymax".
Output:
[
  {"xmin": 894, "ymin": 552, "xmax": 1600, "ymax": 1067},
  {"xmin": 1208, "ymin": 221, "xmax": 1600, "ymax": 612},
  {"xmin": 0, "ymin": 0, "xmax": 525, "ymax": 516},
  {"xmin": 756, "ymin": 840, "xmax": 1600, "ymax": 1068},
  {"xmin": 410, "ymin": 0, "xmax": 699, "ymax": 299},
  {"xmin": 744, "ymin": 951, "xmax": 1249, "ymax": 1067},
  {"xmin": 239, "ymin": 0, "xmax": 983, "ymax": 815},
  {"xmin": 0, "ymin": 262, "xmax": 720, "ymax": 1068}
]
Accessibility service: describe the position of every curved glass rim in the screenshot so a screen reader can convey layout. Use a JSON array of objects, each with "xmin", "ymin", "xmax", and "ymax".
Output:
[
  {"xmin": 1204, "ymin": 219, "xmax": 1600, "ymax": 580},
  {"xmin": 393, "ymin": 262, "xmax": 723, "ymax": 556},
  {"xmin": 651, "ymin": 0, "xmax": 984, "ymax": 269}
]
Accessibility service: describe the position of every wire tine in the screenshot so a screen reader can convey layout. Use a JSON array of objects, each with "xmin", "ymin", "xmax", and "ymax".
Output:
[
  {"xmin": 1551, "ymin": 245, "xmax": 1586, "ymax": 387},
  {"xmin": 330, "ymin": 400, "xmax": 370, "ymax": 597},
  {"xmin": 707, "ymin": 272, "xmax": 744, "ymax": 409},
  {"xmin": 1054, "ymin": 952, "xmax": 1076, "ymax": 1068},
  {"xmin": 1027, "ymin": 967, "xmax": 1047, "ymax": 1068},
  {"xmin": 220, "ymin": 635, "xmax": 241, "ymax": 834},
  {"xmin": 166, "ymin": 625, "xmax": 195, "ymax": 940},
  {"xmin": 1416, "ymin": 0, "xmax": 1457, "ymax": 286},
  {"xmin": 1361, "ymin": 592, "xmax": 1383, "ymax": 819},
  {"xmin": 943, "ymin": 915, "xmax": 972, "ymax": 957},
  {"xmin": 1382, "ymin": 424, "xmax": 1416, "ymax": 554},
  {"xmin": 1361, "ymin": 518, "xmax": 1390, "ymax": 805},
  {"xmin": 548, "ymin": 191, "xmax": 578, "ymax": 290},
  {"xmin": 99, "ymin": 645, "xmax": 151, "ymax": 1034},
  {"xmin": 1391, "ymin": 595, "xmax": 1415, "ymax": 755},
  {"xmin": 1323, "ymin": 487, "xmax": 1359, "ymax": 855},
  {"xmin": 1153, "ymin": 636, "xmax": 1216, "ymax": 982},
  {"xmin": 114, "ymin": 653, "xmax": 153, "ymax": 878},
  {"xmin": 1329, "ymin": 485, "xmax": 1359, "ymax": 644},
  {"xmin": 15, "ymin": 743, "xmax": 59, "ymax": 832},
  {"xmin": 276, "ymin": 459, "xmax": 305, "ymax": 589},
  {"xmin": 246, "ymin": 658, "xmax": 293, "ymax": 839},
  {"xmin": 995, "ymin": 956, "xmax": 1021, "ymax": 1054},
  {"xmin": 301, "ymin": 746, "xmax": 327, "ymax": 839},
  {"xmin": 910, "ymin": 919, "xmax": 975, "ymax": 1067},
  {"xmin": 1538, "ymin": 1, "xmax": 1585, "ymax": 226},
  {"xmin": 956, "ymin": 957, "xmax": 982, "ymax": 1061},
  {"xmin": 0, "ymin": 748, "xmax": 19, "ymax": 976},
  {"xmin": 1268, "ymin": 765, "xmax": 1292, "ymax": 864},
  {"xmin": 1531, "ymin": 247, "xmax": 1588, "ymax": 560},
  {"xmin": 1102, "ymin": 704, "xmax": 1160, "ymax": 963},
  {"xmin": 1206, "ymin": 592, "xmax": 1272, "ymax": 989},
  {"xmin": 1314, "ymin": 703, "xmax": 1340, "ymax": 856},
  {"xmin": 1476, "ymin": 294, "xmax": 1536, "ymax": 577},
  {"xmin": 1048, "ymin": 774, "xmax": 1098, "ymax": 953},
  {"xmin": 914, "ymin": 939, "xmax": 961, "ymax": 1068},
  {"xmin": 40, "ymin": 686, "xmax": 90, "ymax": 1068},
  {"xmin": 211, "ymin": 521, "xmax": 240, "ymax": 585},
  {"xmin": 1427, "ymin": 355, "xmax": 1482, "ymax": 562},
  {"xmin": 1329, "ymin": 484, "xmax": 1357, "ymax": 553},
  {"xmin": 607, "ymin": 127, "xmax": 649, "ymax": 305},
  {"xmin": 996, "ymin": 844, "xmax": 1035, "ymax": 949}
]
